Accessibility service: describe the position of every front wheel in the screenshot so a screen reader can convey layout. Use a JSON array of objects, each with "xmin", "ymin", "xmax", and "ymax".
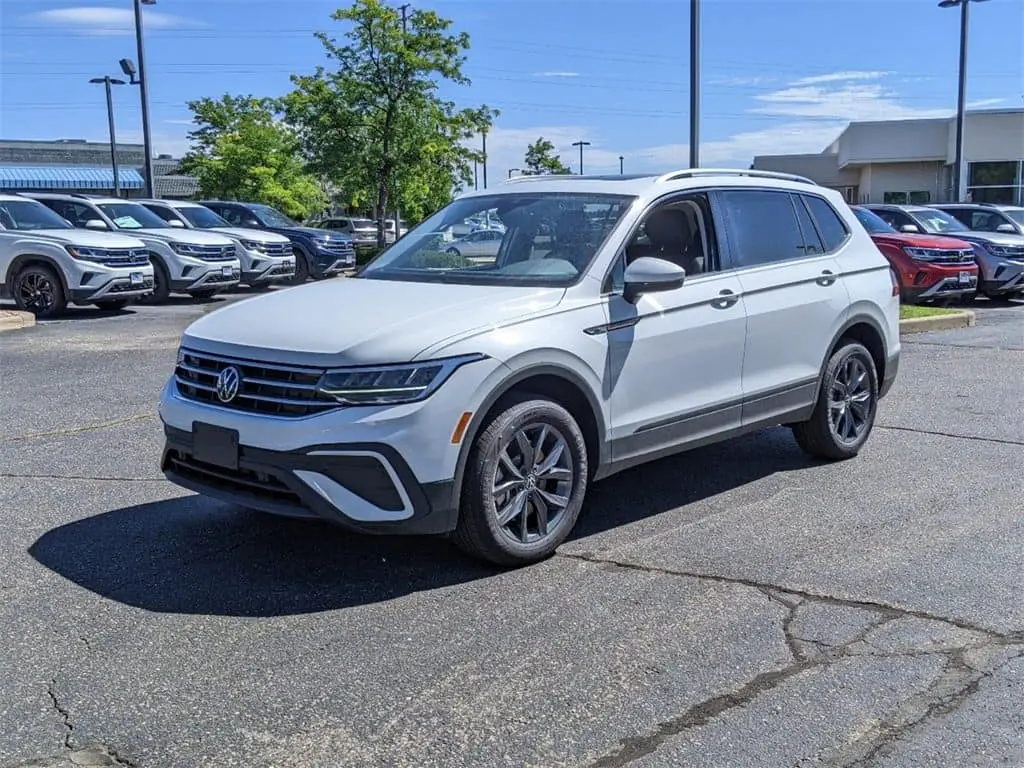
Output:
[
  {"xmin": 287, "ymin": 250, "xmax": 310, "ymax": 285},
  {"xmin": 453, "ymin": 395, "xmax": 588, "ymax": 566},
  {"xmin": 13, "ymin": 264, "xmax": 66, "ymax": 319},
  {"xmin": 792, "ymin": 341, "xmax": 878, "ymax": 461}
]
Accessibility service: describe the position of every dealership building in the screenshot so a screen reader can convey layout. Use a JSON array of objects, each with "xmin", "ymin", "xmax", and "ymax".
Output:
[
  {"xmin": 0, "ymin": 139, "xmax": 198, "ymax": 198},
  {"xmin": 753, "ymin": 108, "xmax": 1024, "ymax": 206}
]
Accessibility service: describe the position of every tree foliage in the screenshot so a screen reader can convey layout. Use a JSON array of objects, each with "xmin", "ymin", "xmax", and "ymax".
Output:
[
  {"xmin": 180, "ymin": 95, "xmax": 326, "ymax": 220},
  {"xmin": 284, "ymin": 0, "xmax": 496, "ymax": 246},
  {"xmin": 523, "ymin": 137, "xmax": 571, "ymax": 175}
]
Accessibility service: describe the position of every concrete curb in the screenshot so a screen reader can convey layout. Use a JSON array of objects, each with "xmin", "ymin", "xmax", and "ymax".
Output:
[
  {"xmin": 0, "ymin": 310, "xmax": 36, "ymax": 333},
  {"xmin": 899, "ymin": 309, "xmax": 975, "ymax": 335}
]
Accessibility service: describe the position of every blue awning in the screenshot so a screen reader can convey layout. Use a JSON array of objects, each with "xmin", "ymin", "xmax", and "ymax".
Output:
[{"xmin": 0, "ymin": 166, "xmax": 146, "ymax": 191}]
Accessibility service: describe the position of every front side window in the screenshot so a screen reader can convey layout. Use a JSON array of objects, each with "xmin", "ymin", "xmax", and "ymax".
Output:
[
  {"xmin": 1003, "ymin": 209, "xmax": 1024, "ymax": 226},
  {"xmin": 0, "ymin": 200, "xmax": 73, "ymax": 230},
  {"xmin": 97, "ymin": 203, "xmax": 168, "ymax": 230},
  {"xmin": 852, "ymin": 207, "xmax": 897, "ymax": 235},
  {"xmin": 178, "ymin": 205, "xmax": 230, "ymax": 229},
  {"xmin": 801, "ymin": 195, "xmax": 850, "ymax": 252},
  {"xmin": 250, "ymin": 205, "xmax": 298, "ymax": 228},
  {"xmin": 718, "ymin": 189, "xmax": 809, "ymax": 268},
  {"xmin": 358, "ymin": 192, "xmax": 634, "ymax": 287}
]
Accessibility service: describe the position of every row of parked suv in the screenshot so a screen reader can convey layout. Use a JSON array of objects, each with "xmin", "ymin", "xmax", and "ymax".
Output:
[
  {"xmin": 0, "ymin": 194, "xmax": 357, "ymax": 318},
  {"xmin": 854, "ymin": 202, "xmax": 1024, "ymax": 305}
]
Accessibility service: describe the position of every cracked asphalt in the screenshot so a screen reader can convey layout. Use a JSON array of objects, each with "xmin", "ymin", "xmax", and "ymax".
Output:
[{"xmin": 1, "ymin": 292, "xmax": 1022, "ymax": 768}]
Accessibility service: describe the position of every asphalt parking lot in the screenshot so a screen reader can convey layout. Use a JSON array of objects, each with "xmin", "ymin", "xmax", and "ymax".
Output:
[{"xmin": 1, "ymin": 289, "xmax": 1022, "ymax": 768}]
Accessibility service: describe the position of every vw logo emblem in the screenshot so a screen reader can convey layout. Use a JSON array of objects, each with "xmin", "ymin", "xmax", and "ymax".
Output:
[{"xmin": 215, "ymin": 366, "xmax": 241, "ymax": 403}]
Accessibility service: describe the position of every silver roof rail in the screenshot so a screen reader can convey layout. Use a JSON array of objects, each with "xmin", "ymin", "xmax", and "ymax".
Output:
[
  {"xmin": 503, "ymin": 173, "xmax": 577, "ymax": 184},
  {"xmin": 655, "ymin": 168, "xmax": 819, "ymax": 186}
]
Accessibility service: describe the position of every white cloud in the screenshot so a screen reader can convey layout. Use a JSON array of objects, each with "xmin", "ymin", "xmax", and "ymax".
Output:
[
  {"xmin": 966, "ymin": 98, "xmax": 1006, "ymax": 109},
  {"xmin": 533, "ymin": 71, "xmax": 581, "ymax": 78},
  {"xmin": 27, "ymin": 6, "xmax": 199, "ymax": 36},
  {"xmin": 790, "ymin": 70, "xmax": 891, "ymax": 86},
  {"xmin": 708, "ymin": 75, "xmax": 777, "ymax": 87},
  {"xmin": 752, "ymin": 83, "xmax": 951, "ymax": 122},
  {"xmin": 164, "ymin": 119, "xmax": 195, "ymax": 126}
]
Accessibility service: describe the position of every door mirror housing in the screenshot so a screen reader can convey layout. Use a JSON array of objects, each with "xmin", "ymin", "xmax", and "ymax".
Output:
[
  {"xmin": 622, "ymin": 256, "xmax": 686, "ymax": 303},
  {"xmin": 898, "ymin": 224, "xmax": 920, "ymax": 233},
  {"xmin": 995, "ymin": 223, "xmax": 1016, "ymax": 233},
  {"xmin": 167, "ymin": 219, "xmax": 186, "ymax": 228},
  {"xmin": 84, "ymin": 219, "xmax": 108, "ymax": 230}
]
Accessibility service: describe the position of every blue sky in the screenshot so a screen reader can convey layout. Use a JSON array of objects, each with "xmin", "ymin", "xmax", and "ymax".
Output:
[{"xmin": 1, "ymin": 0, "xmax": 1021, "ymax": 177}]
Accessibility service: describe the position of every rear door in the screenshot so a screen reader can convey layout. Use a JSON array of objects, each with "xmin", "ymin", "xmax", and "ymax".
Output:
[{"xmin": 716, "ymin": 188, "xmax": 852, "ymax": 426}]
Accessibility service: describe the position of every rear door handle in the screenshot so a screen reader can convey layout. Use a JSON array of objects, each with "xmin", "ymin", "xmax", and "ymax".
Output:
[
  {"xmin": 710, "ymin": 289, "xmax": 740, "ymax": 309},
  {"xmin": 816, "ymin": 270, "xmax": 837, "ymax": 287}
]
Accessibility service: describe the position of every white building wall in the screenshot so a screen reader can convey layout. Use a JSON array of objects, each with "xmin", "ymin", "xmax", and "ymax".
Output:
[
  {"xmin": 949, "ymin": 111, "xmax": 1024, "ymax": 163},
  {"xmin": 858, "ymin": 162, "xmax": 946, "ymax": 204},
  {"xmin": 837, "ymin": 120, "xmax": 948, "ymax": 167}
]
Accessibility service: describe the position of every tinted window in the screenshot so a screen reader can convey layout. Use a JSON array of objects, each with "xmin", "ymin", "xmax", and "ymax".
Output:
[
  {"xmin": 97, "ymin": 203, "xmax": 168, "ymax": 229},
  {"xmin": 802, "ymin": 195, "xmax": 849, "ymax": 251},
  {"xmin": 791, "ymin": 194, "xmax": 824, "ymax": 255},
  {"xmin": 0, "ymin": 200, "xmax": 73, "ymax": 230},
  {"xmin": 178, "ymin": 205, "xmax": 230, "ymax": 228},
  {"xmin": 852, "ymin": 207, "xmax": 897, "ymax": 234},
  {"xmin": 145, "ymin": 204, "xmax": 180, "ymax": 223},
  {"xmin": 719, "ymin": 190, "xmax": 808, "ymax": 268}
]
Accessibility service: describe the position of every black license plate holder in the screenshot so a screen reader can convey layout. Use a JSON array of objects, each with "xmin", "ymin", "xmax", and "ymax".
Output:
[{"xmin": 191, "ymin": 422, "xmax": 239, "ymax": 470}]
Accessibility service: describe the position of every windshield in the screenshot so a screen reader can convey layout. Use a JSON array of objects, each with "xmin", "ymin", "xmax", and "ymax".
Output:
[
  {"xmin": 178, "ymin": 205, "xmax": 231, "ymax": 229},
  {"xmin": 250, "ymin": 204, "xmax": 298, "ymax": 228},
  {"xmin": 98, "ymin": 203, "xmax": 169, "ymax": 230},
  {"xmin": 852, "ymin": 207, "xmax": 896, "ymax": 234},
  {"xmin": 358, "ymin": 192, "xmax": 635, "ymax": 287},
  {"xmin": 1004, "ymin": 209, "xmax": 1024, "ymax": 226},
  {"xmin": 352, "ymin": 218, "xmax": 375, "ymax": 229},
  {"xmin": 0, "ymin": 200, "xmax": 72, "ymax": 230},
  {"xmin": 911, "ymin": 208, "xmax": 969, "ymax": 234}
]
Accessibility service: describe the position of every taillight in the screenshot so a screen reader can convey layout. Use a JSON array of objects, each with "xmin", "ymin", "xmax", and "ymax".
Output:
[{"xmin": 890, "ymin": 267, "xmax": 900, "ymax": 297}]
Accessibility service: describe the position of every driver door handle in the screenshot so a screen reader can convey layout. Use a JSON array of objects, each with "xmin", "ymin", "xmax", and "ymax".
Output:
[
  {"xmin": 816, "ymin": 269, "xmax": 837, "ymax": 287},
  {"xmin": 710, "ymin": 289, "xmax": 740, "ymax": 309}
]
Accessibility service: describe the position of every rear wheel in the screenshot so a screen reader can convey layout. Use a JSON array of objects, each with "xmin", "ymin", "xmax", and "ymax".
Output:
[
  {"xmin": 13, "ymin": 264, "xmax": 66, "ymax": 319},
  {"xmin": 288, "ymin": 249, "xmax": 310, "ymax": 285},
  {"xmin": 792, "ymin": 341, "xmax": 878, "ymax": 461},
  {"xmin": 452, "ymin": 395, "xmax": 588, "ymax": 566}
]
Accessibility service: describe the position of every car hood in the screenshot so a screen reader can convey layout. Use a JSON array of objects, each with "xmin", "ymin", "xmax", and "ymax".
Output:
[
  {"xmin": 870, "ymin": 232, "xmax": 974, "ymax": 249},
  {"xmin": 207, "ymin": 227, "xmax": 291, "ymax": 244},
  {"xmin": 131, "ymin": 228, "xmax": 235, "ymax": 245},
  {"xmin": 270, "ymin": 225, "xmax": 352, "ymax": 242},
  {"xmin": 932, "ymin": 229, "xmax": 1024, "ymax": 248},
  {"xmin": 23, "ymin": 229, "xmax": 147, "ymax": 249},
  {"xmin": 180, "ymin": 277, "xmax": 565, "ymax": 367}
]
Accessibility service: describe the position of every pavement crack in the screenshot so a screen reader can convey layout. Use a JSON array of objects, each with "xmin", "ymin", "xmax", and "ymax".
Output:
[
  {"xmin": 46, "ymin": 679, "xmax": 73, "ymax": 750},
  {"xmin": 875, "ymin": 424, "xmax": 1024, "ymax": 447},
  {"xmin": 4, "ymin": 414, "xmax": 155, "ymax": 443}
]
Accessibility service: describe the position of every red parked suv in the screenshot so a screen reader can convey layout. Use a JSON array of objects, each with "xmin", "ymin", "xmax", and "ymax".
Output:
[{"xmin": 851, "ymin": 206, "xmax": 978, "ymax": 304}]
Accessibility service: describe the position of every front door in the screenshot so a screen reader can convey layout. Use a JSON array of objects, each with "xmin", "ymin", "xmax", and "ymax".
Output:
[{"xmin": 603, "ymin": 193, "xmax": 748, "ymax": 467}]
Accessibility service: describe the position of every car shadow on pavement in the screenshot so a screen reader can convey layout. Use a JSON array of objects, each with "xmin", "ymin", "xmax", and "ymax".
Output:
[{"xmin": 28, "ymin": 427, "xmax": 814, "ymax": 618}]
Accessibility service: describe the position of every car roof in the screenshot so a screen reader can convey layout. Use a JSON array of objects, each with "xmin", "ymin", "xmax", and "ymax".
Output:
[
  {"xmin": 138, "ymin": 199, "xmax": 200, "ymax": 208},
  {"xmin": 456, "ymin": 168, "xmax": 828, "ymax": 201},
  {"xmin": 24, "ymin": 193, "xmax": 124, "ymax": 204}
]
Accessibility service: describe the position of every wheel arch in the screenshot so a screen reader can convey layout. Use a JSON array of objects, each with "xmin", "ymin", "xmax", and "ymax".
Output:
[
  {"xmin": 6, "ymin": 253, "xmax": 71, "ymax": 297},
  {"xmin": 818, "ymin": 314, "xmax": 888, "ymax": 397}
]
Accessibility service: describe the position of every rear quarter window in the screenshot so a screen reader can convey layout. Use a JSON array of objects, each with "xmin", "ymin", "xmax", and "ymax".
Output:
[{"xmin": 801, "ymin": 195, "xmax": 850, "ymax": 252}]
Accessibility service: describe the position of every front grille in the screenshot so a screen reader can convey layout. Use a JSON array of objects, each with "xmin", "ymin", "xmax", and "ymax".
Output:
[
  {"xmin": 268, "ymin": 264, "xmax": 295, "ymax": 276},
  {"xmin": 204, "ymin": 270, "xmax": 238, "ymax": 284},
  {"xmin": 264, "ymin": 242, "xmax": 291, "ymax": 257},
  {"xmin": 932, "ymin": 249, "xmax": 975, "ymax": 265},
  {"xmin": 104, "ymin": 248, "xmax": 151, "ymax": 267},
  {"xmin": 320, "ymin": 240, "xmax": 356, "ymax": 257},
  {"xmin": 111, "ymin": 277, "xmax": 154, "ymax": 293},
  {"xmin": 175, "ymin": 349, "xmax": 339, "ymax": 417},
  {"xmin": 190, "ymin": 244, "xmax": 237, "ymax": 262},
  {"xmin": 165, "ymin": 450, "xmax": 301, "ymax": 504}
]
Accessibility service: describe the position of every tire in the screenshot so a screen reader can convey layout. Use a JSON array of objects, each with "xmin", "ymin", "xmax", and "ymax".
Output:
[
  {"xmin": 792, "ymin": 341, "xmax": 879, "ymax": 461},
  {"xmin": 13, "ymin": 263, "xmax": 66, "ymax": 319},
  {"xmin": 150, "ymin": 258, "xmax": 171, "ymax": 302},
  {"xmin": 93, "ymin": 299, "xmax": 129, "ymax": 311},
  {"xmin": 189, "ymin": 289, "xmax": 219, "ymax": 300},
  {"xmin": 446, "ymin": 247, "xmax": 461, "ymax": 257},
  {"xmin": 452, "ymin": 394, "xmax": 589, "ymax": 567},
  {"xmin": 287, "ymin": 249, "xmax": 310, "ymax": 285}
]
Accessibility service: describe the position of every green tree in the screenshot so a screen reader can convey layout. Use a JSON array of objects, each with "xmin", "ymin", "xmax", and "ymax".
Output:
[
  {"xmin": 284, "ymin": 0, "xmax": 496, "ymax": 247},
  {"xmin": 523, "ymin": 137, "xmax": 571, "ymax": 175},
  {"xmin": 180, "ymin": 95, "xmax": 326, "ymax": 220}
]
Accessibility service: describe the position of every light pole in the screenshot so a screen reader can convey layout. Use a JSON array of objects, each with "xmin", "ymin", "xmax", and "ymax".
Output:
[
  {"xmin": 689, "ymin": 0, "xmax": 700, "ymax": 168},
  {"xmin": 89, "ymin": 76, "xmax": 127, "ymax": 196},
  {"xmin": 938, "ymin": 0, "xmax": 990, "ymax": 201},
  {"xmin": 473, "ymin": 159, "xmax": 478, "ymax": 190},
  {"xmin": 619, "ymin": 155, "xmax": 624, "ymax": 175},
  {"xmin": 131, "ymin": 0, "xmax": 157, "ymax": 198},
  {"xmin": 481, "ymin": 129, "xmax": 488, "ymax": 189},
  {"xmin": 572, "ymin": 140, "xmax": 591, "ymax": 174},
  {"xmin": 508, "ymin": 168, "xmax": 521, "ymax": 179}
]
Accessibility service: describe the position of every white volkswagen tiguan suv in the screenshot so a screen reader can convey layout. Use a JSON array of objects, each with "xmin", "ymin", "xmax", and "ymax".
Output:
[
  {"xmin": 159, "ymin": 169, "xmax": 901, "ymax": 566},
  {"xmin": 28, "ymin": 194, "xmax": 241, "ymax": 301},
  {"xmin": 0, "ymin": 193, "xmax": 153, "ymax": 317}
]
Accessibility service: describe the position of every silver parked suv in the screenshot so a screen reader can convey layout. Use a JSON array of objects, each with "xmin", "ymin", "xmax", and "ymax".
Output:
[
  {"xmin": 0, "ymin": 193, "xmax": 153, "ymax": 316},
  {"xmin": 27, "ymin": 194, "xmax": 241, "ymax": 301},
  {"xmin": 160, "ymin": 169, "xmax": 901, "ymax": 566}
]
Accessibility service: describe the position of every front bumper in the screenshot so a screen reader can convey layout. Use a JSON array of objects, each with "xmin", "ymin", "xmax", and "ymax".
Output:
[
  {"xmin": 161, "ymin": 425, "xmax": 458, "ymax": 534},
  {"xmin": 900, "ymin": 269, "xmax": 977, "ymax": 303},
  {"xmin": 979, "ymin": 263, "xmax": 1024, "ymax": 295},
  {"xmin": 242, "ymin": 261, "xmax": 296, "ymax": 285},
  {"xmin": 68, "ymin": 274, "xmax": 155, "ymax": 303},
  {"xmin": 170, "ymin": 265, "xmax": 242, "ymax": 292}
]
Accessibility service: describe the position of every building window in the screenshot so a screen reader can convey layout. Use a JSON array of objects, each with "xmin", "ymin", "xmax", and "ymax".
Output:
[
  {"xmin": 908, "ymin": 191, "xmax": 931, "ymax": 204},
  {"xmin": 883, "ymin": 191, "xmax": 908, "ymax": 204},
  {"xmin": 967, "ymin": 160, "xmax": 1023, "ymax": 206}
]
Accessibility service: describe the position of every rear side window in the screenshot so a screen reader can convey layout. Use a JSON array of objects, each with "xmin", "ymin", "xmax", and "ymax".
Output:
[
  {"xmin": 801, "ymin": 195, "xmax": 849, "ymax": 252},
  {"xmin": 791, "ymin": 194, "xmax": 824, "ymax": 256},
  {"xmin": 718, "ymin": 189, "xmax": 808, "ymax": 268}
]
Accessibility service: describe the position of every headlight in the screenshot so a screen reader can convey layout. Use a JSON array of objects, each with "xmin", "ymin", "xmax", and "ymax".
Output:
[
  {"xmin": 168, "ymin": 241, "xmax": 202, "ymax": 255},
  {"xmin": 65, "ymin": 245, "xmax": 110, "ymax": 261},
  {"xmin": 239, "ymin": 239, "xmax": 267, "ymax": 252},
  {"xmin": 982, "ymin": 243, "xmax": 1024, "ymax": 259},
  {"xmin": 316, "ymin": 353, "xmax": 486, "ymax": 405},
  {"xmin": 902, "ymin": 247, "xmax": 944, "ymax": 262}
]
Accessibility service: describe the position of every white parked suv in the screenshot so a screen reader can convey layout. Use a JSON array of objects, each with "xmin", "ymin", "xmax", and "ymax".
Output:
[
  {"xmin": 0, "ymin": 193, "xmax": 153, "ymax": 317},
  {"xmin": 159, "ymin": 169, "xmax": 901, "ymax": 566},
  {"xmin": 27, "ymin": 194, "xmax": 241, "ymax": 301},
  {"xmin": 139, "ymin": 199, "xmax": 296, "ymax": 288}
]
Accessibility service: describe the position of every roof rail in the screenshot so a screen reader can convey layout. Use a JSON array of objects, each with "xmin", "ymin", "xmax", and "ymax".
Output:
[
  {"xmin": 503, "ymin": 173, "xmax": 577, "ymax": 184},
  {"xmin": 655, "ymin": 168, "xmax": 819, "ymax": 186}
]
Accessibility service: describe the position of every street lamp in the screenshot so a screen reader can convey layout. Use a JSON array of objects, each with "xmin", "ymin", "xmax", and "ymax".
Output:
[
  {"xmin": 572, "ymin": 140, "xmax": 591, "ymax": 174},
  {"xmin": 508, "ymin": 168, "xmax": 521, "ymax": 179},
  {"xmin": 619, "ymin": 155, "xmax": 624, "ymax": 175},
  {"xmin": 127, "ymin": 0, "xmax": 158, "ymax": 198},
  {"xmin": 690, "ymin": 0, "xmax": 700, "ymax": 168},
  {"xmin": 938, "ymin": 0, "xmax": 991, "ymax": 201},
  {"xmin": 89, "ymin": 76, "xmax": 127, "ymax": 196}
]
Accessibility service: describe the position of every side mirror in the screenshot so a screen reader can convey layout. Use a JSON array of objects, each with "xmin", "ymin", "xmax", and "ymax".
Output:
[
  {"xmin": 995, "ymin": 223, "xmax": 1016, "ymax": 233},
  {"xmin": 623, "ymin": 256, "xmax": 686, "ymax": 303},
  {"xmin": 167, "ymin": 219, "xmax": 186, "ymax": 228},
  {"xmin": 84, "ymin": 219, "xmax": 108, "ymax": 230},
  {"xmin": 899, "ymin": 224, "xmax": 920, "ymax": 233}
]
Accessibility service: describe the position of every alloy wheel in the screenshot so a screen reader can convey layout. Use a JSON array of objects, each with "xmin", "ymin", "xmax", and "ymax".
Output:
[
  {"xmin": 490, "ymin": 422, "xmax": 574, "ymax": 546},
  {"xmin": 828, "ymin": 356, "xmax": 873, "ymax": 444},
  {"xmin": 18, "ymin": 272, "xmax": 55, "ymax": 313}
]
